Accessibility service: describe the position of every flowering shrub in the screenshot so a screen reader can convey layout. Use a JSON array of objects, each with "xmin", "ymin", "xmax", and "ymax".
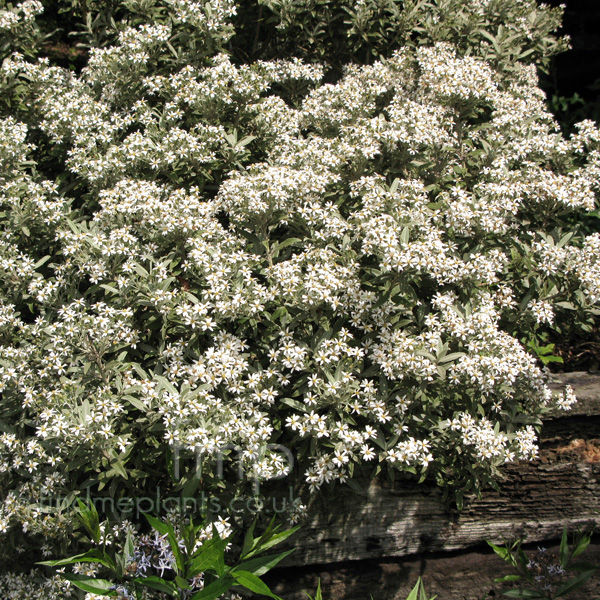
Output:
[{"xmin": 0, "ymin": 0, "xmax": 599, "ymax": 595}]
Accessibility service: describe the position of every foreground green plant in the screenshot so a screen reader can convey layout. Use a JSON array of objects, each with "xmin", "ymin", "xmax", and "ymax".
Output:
[
  {"xmin": 405, "ymin": 578, "xmax": 437, "ymax": 600},
  {"xmin": 488, "ymin": 527, "xmax": 597, "ymax": 599},
  {"xmin": 39, "ymin": 500, "xmax": 296, "ymax": 599},
  {"xmin": 305, "ymin": 576, "xmax": 436, "ymax": 600},
  {"xmin": 304, "ymin": 580, "xmax": 323, "ymax": 600}
]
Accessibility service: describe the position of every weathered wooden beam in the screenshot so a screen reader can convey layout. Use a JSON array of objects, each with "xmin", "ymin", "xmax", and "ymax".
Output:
[{"xmin": 284, "ymin": 372, "xmax": 600, "ymax": 567}]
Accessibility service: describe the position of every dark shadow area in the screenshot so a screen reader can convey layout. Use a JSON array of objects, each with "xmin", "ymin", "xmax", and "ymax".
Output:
[
  {"xmin": 541, "ymin": 0, "xmax": 600, "ymax": 130},
  {"xmin": 265, "ymin": 537, "xmax": 600, "ymax": 600}
]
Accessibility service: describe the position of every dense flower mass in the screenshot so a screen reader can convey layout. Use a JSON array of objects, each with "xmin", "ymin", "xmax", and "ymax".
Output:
[{"xmin": 0, "ymin": 0, "xmax": 599, "ymax": 595}]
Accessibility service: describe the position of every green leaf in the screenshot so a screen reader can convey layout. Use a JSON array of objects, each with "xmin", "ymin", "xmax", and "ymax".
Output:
[
  {"xmin": 276, "ymin": 237, "xmax": 302, "ymax": 251},
  {"xmin": 419, "ymin": 576, "xmax": 435, "ymax": 600},
  {"xmin": 33, "ymin": 255, "xmax": 51, "ymax": 269},
  {"xmin": 406, "ymin": 578, "xmax": 423, "ymax": 600},
  {"xmin": 555, "ymin": 569, "xmax": 596, "ymax": 597},
  {"xmin": 123, "ymin": 395, "xmax": 148, "ymax": 411},
  {"xmin": 237, "ymin": 135, "xmax": 256, "ymax": 147},
  {"xmin": 37, "ymin": 549, "xmax": 115, "ymax": 571},
  {"xmin": 144, "ymin": 513, "xmax": 172, "ymax": 536},
  {"xmin": 168, "ymin": 531, "xmax": 185, "ymax": 573},
  {"xmin": 100, "ymin": 284, "xmax": 120, "ymax": 295},
  {"xmin": 135, "ymin": 576, "xmax": 178, "ymax": 596},
  {"xmin": 555, "ymin": 301, "xmax": 575, "ymax": 310},
  {"xmin": 400, "ymin": 226, "xmax": 410, "ymax": 244},
  {"xmin": 61, "ymin": 574, "xmax": 117, "ymax": 596},
  {"xmin": 244, "ymin": 525, "xmax": 299, "ymax": 559},
  {"xmin": 233, "ymin": 570, "xmax": 282, "ymax": 599},
  {"xmin": 438, "ymin": 352, "xmax": 465, "ymax": 364},
  {"xmin": 559, "ymin": 527, "xmax": 569, "ymax": 567},
  {"xmin": 234, "ymin": 549, "xmax": 295, "ymax": 576},
  {"xmin": 133, "ymin": 263, "xmax": 149, "ymax": 277},
  {"xmin": 387, "ymin": 178, "xmax": 400, "ymax": 193},
  {"xmin": 123, "ymin": 531, "xmax": 135, "ymax": 564},
  {"xmin": 188, "ymin": 535, "xmax": 230, "ymax": 578},
  {"xmin": 502, "ymin": 589, "xmax": 546, "ymax": 599},
  {"xmin": 107, "ymin": 453, "xmax": 129, "ymax": 479},
  {"xmin": 270, "ymin": 306, "xmax": 289, "ymax": 322},
  {"xmin": 516, "ymin": 546, "xmax": 528, "ymax": 569},
  {"xmin": 241, "ymin": 521, "xmax": 257, "ymax": 558},
  {"xmin": 280, "ymin": 397, "xmax": 306, "ymax": 411},
  {"xmin": 487, "ymin": 541, "xmax": 511, "ymax": 562},
  {"xmin": 75, "ymin": 499, "xmax": 102, "ymax": 544},
  {"xmin": 190, "ymin": 575, "xmax": 234, "ymax": 600},
  {"xmin": 307, "ymin": 579, "xmax": 323, "ymax": 600},
  {"xmin": 154, "ymin": 375, "xmax": 179, "ymax": 396},
  {"xmin": 180, "ymin": 474, "xmax": 202, "ymax": 499},
  {"xmin": 556, "ymin": 231, "xmax": 574, "ymax": 248},
  {"xmin": 115, "ymin": 549, "xmax": 126, "ymax": 580},
  {"xmin": 571, "ymin": 533, "xmax": 591, "ymax": 559},
  {"xmin": 494, "ymin": 575, "xmax": 522, "ymax": 583}
]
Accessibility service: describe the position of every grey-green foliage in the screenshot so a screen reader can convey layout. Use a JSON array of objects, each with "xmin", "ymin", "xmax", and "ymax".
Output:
[{"xmin": 255, "ymin": 0, "xmax": 567, "ymax": 73}]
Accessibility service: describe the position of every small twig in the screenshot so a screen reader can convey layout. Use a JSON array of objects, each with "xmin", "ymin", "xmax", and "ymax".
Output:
[{"xmin": 251, "ymin": 5, "xmax": 263, "ymax": 58}]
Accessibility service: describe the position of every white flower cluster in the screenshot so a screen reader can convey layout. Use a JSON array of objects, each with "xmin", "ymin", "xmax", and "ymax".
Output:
[
  {"xmin": 528, "ymin": 299, "xmax": 555, "ymax": 325},
  {"xmin": 0, "ymin": 0, "xmax": 42, "ymax": 31},
  {"xmin": 0, "ymin": 571, "xmax": 74, "ymax": 600},
  {"xmin": 450, "ymin": 414, "xmax": 538, "ymax": 462},
  {"xmin": 555, "ymin": 385, "xmax": 578, "ymax": 411},
  {"xmin": 167, "ymin": 0, "xmax": 236, "ymax": 34}
]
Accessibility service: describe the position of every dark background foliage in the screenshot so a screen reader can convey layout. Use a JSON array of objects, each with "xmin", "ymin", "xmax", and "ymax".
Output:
[
  {"xmin": 539, "ymin": 0, "xmax": 600, "ymax": 370},
  {"xmin": 543, "ymin": 0, "xmax": 600, "ymax": 132}
]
